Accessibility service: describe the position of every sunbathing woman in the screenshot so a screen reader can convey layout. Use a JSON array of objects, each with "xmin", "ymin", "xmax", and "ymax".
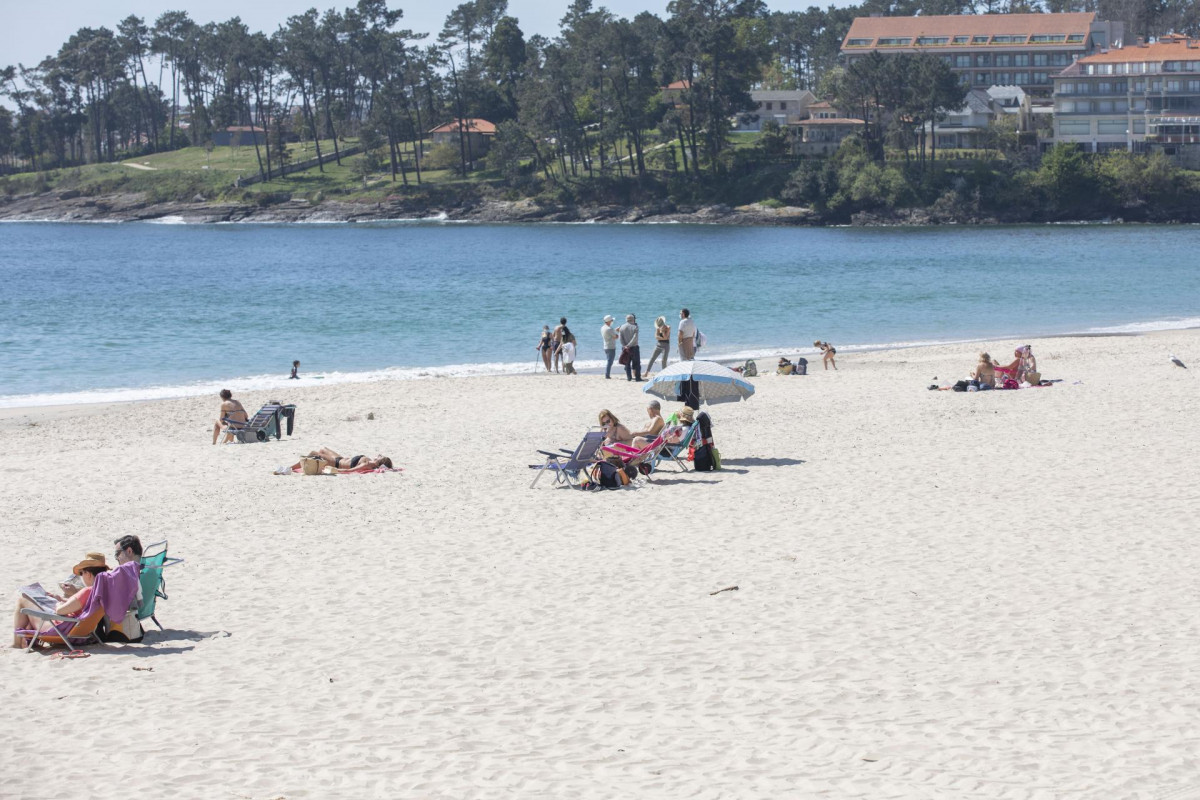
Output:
[
  {"xmin": 291, "ymin": 448, "xmax": 394, "ymax": 473},
  {"xmin": 972, "ymin": 352, "xmax": 996, "ymax": 388},
  {"xmin": 13, "ymin": 553, "xmax": 108, "ymax": 648},
  {"xmin": 598, "ymin": 409, "xmax": 633, "ymax": 447}
]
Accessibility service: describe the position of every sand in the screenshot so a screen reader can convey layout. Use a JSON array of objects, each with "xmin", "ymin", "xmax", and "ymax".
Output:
[{"xmin": 3, "ymin": 331, "xmax": 1199, "ymax": 799}]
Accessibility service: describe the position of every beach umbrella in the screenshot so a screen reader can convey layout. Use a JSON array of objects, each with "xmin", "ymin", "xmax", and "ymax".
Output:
[{"xmin": 642, "ymin": 360, "xmax": 755, "ymax": 406}]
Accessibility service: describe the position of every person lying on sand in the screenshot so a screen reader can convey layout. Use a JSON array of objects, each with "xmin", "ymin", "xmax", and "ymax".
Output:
[
  {"xmin": 212, "ymin": 389, "xmax": 248, "ymax": 444},
  {"xmin": 290, "ymin": 448, "xmax": 394, "ymax": 473},
  {"xmin": 13, "ymin": 552, "xmax": 109, "ymax": 648}
]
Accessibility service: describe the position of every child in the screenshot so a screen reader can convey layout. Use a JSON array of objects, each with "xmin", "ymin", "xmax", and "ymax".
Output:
[
  {"xmin": 561, "ymin": 338, "xmax": 577, "ymax": 375},
  {"xmin": 289, "ymin": 360, "xmax": 300, "ymax": 379}
]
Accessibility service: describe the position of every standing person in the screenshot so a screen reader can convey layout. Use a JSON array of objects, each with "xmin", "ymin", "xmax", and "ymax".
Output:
[
  {"xmin": 646, "ymin": 316, "xmax": 670, "ymax": 374},
  {"xmin": 560, "ymin": 324, "xmax": 577, "ymax": 375},
  {"xmin": 618, "ymin": 314, "xmax": 643, "ymax": 382},
  {"xmin": 678, "ymin": 308, "xmax": 697, "ymax": 361},
  {"xmin": 536, "ymin": 325, "xmax": 553, "ymax": 372},
  {"xmin": 551, "ymin": 317, "xmax": 567, "ymax": 373},
  {"xmin": 212, "ymin": 389, "xmax": 248, "ymax": 445},
  {"xmin": 289, "ymin": 360, "xmax": 300, "ymax": 379},
  {"xmin": 600, "ymin": 315, "xmax": 618, "ymax": 380},
  {"xmin": 814, "ymin": 341, "xmax": 837, "ymax": 370}
]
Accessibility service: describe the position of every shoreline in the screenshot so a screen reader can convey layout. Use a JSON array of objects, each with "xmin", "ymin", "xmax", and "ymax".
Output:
[
  {"xmin": 4, "ymin": 191, "xmax": 1198, "ymax": 226},
  {"xmin": 1, "ymin": 326, "xmax": 1189, "ymax": 416}
]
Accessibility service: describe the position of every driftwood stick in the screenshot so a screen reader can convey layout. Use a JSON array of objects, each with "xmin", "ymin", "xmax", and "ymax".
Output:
[{"xmin": 709, "ymin": 585, "xmax": 739, "ymax": 596}]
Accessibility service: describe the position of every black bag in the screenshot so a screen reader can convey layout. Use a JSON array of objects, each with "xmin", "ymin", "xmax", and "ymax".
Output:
[
  {"xmin": 794, "ymin": 357, "xmax": 808, "ymax": 376},
  {"xmin": 953, "ymin": 380, "xmax": 968, "ymax": 392}
]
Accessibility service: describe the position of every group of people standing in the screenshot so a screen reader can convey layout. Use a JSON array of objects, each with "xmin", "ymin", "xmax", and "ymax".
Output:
[{"xmin": 538, "ymin": 309, "xmax": 701, "ymax": 381}]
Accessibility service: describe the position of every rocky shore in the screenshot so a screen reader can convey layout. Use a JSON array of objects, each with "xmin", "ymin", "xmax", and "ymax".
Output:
[{"xmin": 0, "ymin": 190, "xmax": 824, "ymax": 226}]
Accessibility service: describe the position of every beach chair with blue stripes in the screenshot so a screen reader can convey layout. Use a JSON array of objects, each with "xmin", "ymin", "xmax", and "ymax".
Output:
[
  {"xmin": 225, "ymin": 403, "xmax": 296, "ymax": 443},
  {"xmin": 529, "ymin": 429, "xmax": 605, "ymax": 488}
]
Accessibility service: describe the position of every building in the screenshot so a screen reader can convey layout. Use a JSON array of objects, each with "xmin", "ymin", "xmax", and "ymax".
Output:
[
  {"xmin": 428, "ymin": 118, "xmax": 496, "ymax": 155},
  {"xmin": 733, "ymin": 90, "xmax": 818, "ymax": 131},
  {"xmin": 212, "ymin": 126, "xmax": 265, "ymax": 147},
  {"xmin": 791, "ymin": 102, "xmax": 865, "ymax": 155},
  {"xmin": 1052, "ymin": 35, "xmax": 1200, "ymax": 156},
  {"xmin": 841, "ymin": 13, "xmax": 1124, "ymax": 95},
  {"xmin": 661, "ymin": 80, "xmax": 691, "ymax": 107},
  {"xmin": 927, "ymin": 85, "xmax": 1047, "ymax": 149}
]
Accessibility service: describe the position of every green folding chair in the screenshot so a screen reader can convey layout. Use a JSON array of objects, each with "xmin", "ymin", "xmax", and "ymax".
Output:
[{"xmin": 138, "ymin": 540, "xmax": 184, "ymax": 630}]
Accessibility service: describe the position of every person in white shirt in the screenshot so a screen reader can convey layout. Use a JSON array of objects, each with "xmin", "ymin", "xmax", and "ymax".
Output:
[
  {"xmin": 561, "ymin": 338, "xmax": 577, "ymax": 374},
  {"xmin": 677, "ymin": 308, "xmax": 697, "ymax": 360},
  {"xmin": 600, "ymin": 315, "xmax": 617, "ymax": 379}
]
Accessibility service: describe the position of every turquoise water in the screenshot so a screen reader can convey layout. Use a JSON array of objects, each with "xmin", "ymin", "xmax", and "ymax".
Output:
[{"xmin": 1, "ymin": 220, "xmax": 1198, "ymax": 406}]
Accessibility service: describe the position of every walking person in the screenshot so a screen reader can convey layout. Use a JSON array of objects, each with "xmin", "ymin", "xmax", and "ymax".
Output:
[
  {"xmin": 535, "ymin": 325, "xmax": 553, "ymax": 372},
  {"xmin": 560, "ymin": 323, "xmax": 577, "ymax": 375},
  {"xmin": 646, "ymin": 316, "xmax": 670, "ymax": 375},
  {"xmin": 551, "ymin": 317, "xmax": 567, "ymax": 373},
  {"xmin": 600, "ymin": 315, "xmax": 618, "ymax": 379},
  {"xmin": 678, "ymin": 308, "xmax": 697, "ymax": 361},
  {"xmin": 618, "ymin": 314, "xmax": 643, "ymax": 382}
]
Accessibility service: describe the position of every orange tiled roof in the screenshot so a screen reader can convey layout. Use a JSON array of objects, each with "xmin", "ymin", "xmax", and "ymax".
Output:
[
  {"xmin": 428, "ymin": 118, "xmax": 496, "ymax": 135},
  {"xmin": 664, "ymin": 80, "xmax": 691, "ymax": 90},
  {"xmin": 808, "ymin": 100, "xmax": 834, "ymax": 109},
  {"xmin": 843, "ymin": 12, "xmax": 1095, "ymax": 48},
  {"xmin": 1078, "ymin": 35, "xmax": 1200, "ymax": 63}
]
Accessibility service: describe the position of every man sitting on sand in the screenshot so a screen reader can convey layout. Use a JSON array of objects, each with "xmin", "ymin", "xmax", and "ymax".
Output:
[{"xmin": 212, "ymin": 389, "xmax": 248, "ymax": 445}]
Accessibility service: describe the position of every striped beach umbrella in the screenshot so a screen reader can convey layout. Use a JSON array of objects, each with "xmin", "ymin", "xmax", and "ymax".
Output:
[{"xmin": 642, "ymin": 360, "xmax": 755, "ymax": 406}]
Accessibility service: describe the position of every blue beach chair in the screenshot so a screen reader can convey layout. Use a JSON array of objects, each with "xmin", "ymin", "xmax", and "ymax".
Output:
[
  {"xmin": 529, "ymin": 430, "xmax": 605, "ymax": 488},
  {"xmin": 655, "ymin": 422, "xmax": 698, "ymax": 472}
]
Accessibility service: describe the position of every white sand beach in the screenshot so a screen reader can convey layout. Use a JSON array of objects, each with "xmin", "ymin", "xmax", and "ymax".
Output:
[{"xmin": 3, "ymin": 330, "xmax": 1199, "ymax": 799}]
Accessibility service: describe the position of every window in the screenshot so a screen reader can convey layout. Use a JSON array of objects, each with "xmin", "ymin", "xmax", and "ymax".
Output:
[
  {"xmin": 1072, "ymin": 100, "xmax": 1091, "ymax": 112},
  {"xmin": 1133, "ymin": 80, "xmax": 1145, "ymax": 92},
  {"xmin": 955, "ymin": 55, "xmax": 971, "ymax": 68},
  {"xmin": 1133, "ymin": 119, "xmax": 1145, "ymax": 133},
  {"xmin": 1189, "ymin": 80, "xmax": 1200, "ymax": 92},
  {"xmin": 765, "ymin": 102, "xmax": 773, "ymax": 110},
  {"xmin": 1164, "ymin": 61, "xmax": 1181, "ymax": 72},
  {"xmin": 1059, "ymin": 82, "xmax": 1075, "ymax": 94},
  {"xmin": 972, "ymin": 36, "xmax": 990, "ymax": 43},
  {"xmin": 1050, "ymin": 53, "xmax": 1069, "ymax": 66},
  {"xmin": 1097, "ymin": 100, "xmax": 1114, "ymax": 112},
  {"xmin": 1015, "ymin": 72, "xmax": 1030, "ymax": 84},
  {"xmin": 995, "ymin": 72, "xmax": 1012, "ymax": 84},
  {"xmin": 847, "ymin": 38, "xmax": 873, "ymax": 46},
  {"xmin": 1034, "ymin": 72, "xmax": 1050, "ymax": 85},
  {"xmin": 952, "ymin": 36, "xmax": 969, "ymax": 44},
  {"xmin": 877, "ymin": 37, "xmax": 911, "ymax": 46},
  {"xmin": 1150, "ymin": 80, "xmax": 1161, "ymax": 91},
  {"xmin": 1058, "ymin": 100, "xmax": 1075, "ymax": 112},
  {"xmin": 1030, "ymin": 34, "xmax": 1066, "ymax": 43},
  {"xmin": 1115, "ymin": 100, "xmax": 1128, "ymax": 112},
  {"xmin": 1033, "ymin": 53, "xmax": 1049, "ymax": 66},
  {"xmin": 1098, "ymin": 120, "xmax": 1127, "ymax": 134},
  {"xmin": 916, "ymin": 36, "xmax": 949, "ymax": 45},
  {"xmin": 976, "ymin": 54, "xmax": 991, "ymax": 66},
  {"xmin": 779, "ymin": 102, "xmax": 787, "ymax": 110},
  {"xmin": 1067, "ymin": 33, "xmax": 1085, "ymax": 43},
  {"xmin": 1060, "ymin": 120, "xmax": 1090, "ymax": 134},
  {"xmin": 996, "ymin": 54, "xmax": 1013, "ymax": 67},
  {"xmin": 1097, "ymin": 82, "xmax": 1113, "ymax": 93},
  {"xmin": 1132, "ymin": 98, "xmax": 1146, "ymax": 110},
  {"xmin": 1167, "ymin": 80, "xmax": 1182, "ymax": 92},
  {"xmin": 1015, "ymin": 54, "xmax": 1030, "ymax": 67},
  {"xmin": 975, "ymin": 72, "xmax": 991, "ymax": 84},
  {"xmin": 992, "ymin": 35, "xmax": 1025, "ymax": 43}
]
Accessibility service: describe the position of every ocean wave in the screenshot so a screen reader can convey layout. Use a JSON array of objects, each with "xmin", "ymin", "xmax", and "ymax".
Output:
[
  {"xmin": 1084, "ymin": 316, "xmax": 1200, "ymax": 334},
  {"xmin": 144, "ymin": 215, "xmax": 188, "ymax": 225}
]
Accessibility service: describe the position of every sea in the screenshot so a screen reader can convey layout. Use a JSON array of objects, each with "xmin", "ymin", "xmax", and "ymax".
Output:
[{"xmin": 2, "ymin": 219, "xmax": 1199, "ymax": 407}]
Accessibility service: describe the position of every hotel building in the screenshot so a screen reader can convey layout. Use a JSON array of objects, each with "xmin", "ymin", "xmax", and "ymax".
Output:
[
  {"xmin": 1052, "ymin": 35, "xmax": 1200, "ymax": 154},
  {"xmin": 841, "ymin": 13, "xmax": 1123, "ymax": 95}
]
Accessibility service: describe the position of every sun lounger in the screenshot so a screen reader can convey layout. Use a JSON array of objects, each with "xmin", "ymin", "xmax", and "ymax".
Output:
[
  {"xmin": 601, "ymin": 434, "xmax": 668, "ymax": 476},
  {"xmin": 17, "ymin": 604, "xmax": 105, "ymax": 652},
  {"xmin": 655, "ymin": 422, "xmax": 697, "ymax": 472},
  {"xmin": 530, "ymin": 429, "xmax": 605, "ymax": 488}
]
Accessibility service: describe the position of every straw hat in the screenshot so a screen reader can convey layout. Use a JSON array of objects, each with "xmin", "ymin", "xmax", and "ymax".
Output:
[
  {"xmin": 73, "ymin": 552, "xmax": 109, "ymax": 575},
  {"xmin": 678, "ymin": 406, "xmax": 695, "ymax": 423},
  {"xmin": 301, "ymin": 456, "xmax": 324, "ymax": 476}
]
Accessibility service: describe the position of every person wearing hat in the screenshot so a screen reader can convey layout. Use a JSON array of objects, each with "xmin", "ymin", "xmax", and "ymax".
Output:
[
  {"xmin": 13, "ymin": 552, "xmax": 109, "ymax": 647},
  {"xmin": 600, "ymin": 315, "xmax": 618, "ymax": 379},
  {"xmin": 617, "ymin": 313, "xmax": 643, "ymax": 382}
]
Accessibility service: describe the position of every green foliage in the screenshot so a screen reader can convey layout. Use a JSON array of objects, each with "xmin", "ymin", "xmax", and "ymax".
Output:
[
  {"xmin": 1032, "ymin": 144, "xmax": 1100, "ymax": 212},
  {"xmin": 422, "ymin": 143, "xmax": 462, "ymax": 171}
]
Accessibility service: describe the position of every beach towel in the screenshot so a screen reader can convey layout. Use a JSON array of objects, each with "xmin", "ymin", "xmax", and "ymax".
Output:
[
  {"xmin": 285, "ymin": 465, "xmax": 402, "ymax": 475},
  {"xmin": 90, "ymin": 562, "xmax": 142, "ymax": 624}
]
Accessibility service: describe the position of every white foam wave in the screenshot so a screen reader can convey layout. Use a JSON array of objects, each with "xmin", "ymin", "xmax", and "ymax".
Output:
[
  {"xmin": 145, "ymin": 215, "xmax": 188, "ymax": 225},
  {"xmin": 1084, "ymin": 316, "xmax": 1200, "ymax": 334}
]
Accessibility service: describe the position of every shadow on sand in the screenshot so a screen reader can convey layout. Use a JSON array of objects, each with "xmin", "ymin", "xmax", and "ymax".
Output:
[{"xmin": 718, "ymin": 457, "xmax": 806, "ymax": 468}]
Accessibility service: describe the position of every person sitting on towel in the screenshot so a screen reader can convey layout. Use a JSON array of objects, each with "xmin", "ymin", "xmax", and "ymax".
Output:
[{"xmin": 971, "ymin": 352, "xmax": 996, "ymax": 389}]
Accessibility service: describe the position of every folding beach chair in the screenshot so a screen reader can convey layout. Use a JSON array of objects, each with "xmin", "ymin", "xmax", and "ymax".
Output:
[
  {"xmin": 655, "ymin": 422, "xmax": 697, "ymax": 473},
  {"xmin": 225, "ymin": 403, "xmax": 297, "ymax": 444},
  {"xmin": 18, "ymin": 604, "xmax": 105, "ymax": 653},
  {"xmin": 136, "ymin": 540, "xmax": 185, "ymax": 630},
  {"xmin": 602, "ymin": 434, "xmax": 668, "ymax": 478},
  {"xmin": 529, "ymin": 429, "xmax": 606, "ymax": 488}
]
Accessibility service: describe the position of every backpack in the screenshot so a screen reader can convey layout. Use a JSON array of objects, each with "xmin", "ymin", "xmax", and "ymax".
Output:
[
  {"xmin": 585, "ymin": 460, "xmax": 629, "ymax": 490},
  {"xmin": 743, "ymin": 360, "xmax": 757, "ymax": 377}
]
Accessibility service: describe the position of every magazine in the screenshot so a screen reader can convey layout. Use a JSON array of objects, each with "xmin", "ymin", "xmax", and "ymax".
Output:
[{"xmin": 20, "ymin": 582, "xmax": 60, "ymax": 612}]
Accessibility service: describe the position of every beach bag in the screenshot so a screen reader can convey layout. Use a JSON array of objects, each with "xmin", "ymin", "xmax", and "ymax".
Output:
[
  {"xmin": 693, "ymin": 445, "xmax": 714, "ymax": 472},
  {"xmin": 99, "ymin": 608, "xmax": 144, "ymax": 643},
  {"xmin": 301, "ymin": 456, "xmax": 324, "ymax": 475},
  {"xmin": 777, "ymin": 364, "xmax": 793, "ymax": 375},
  {"xmin": 618, "ymin": 346, "xmax": 632, "ymax": 366},
  {"xmin": 1024, "ymin": 371, "xmax": 1041, "ymax": 385},
  {"xmin": 794, "ymin": 358, "xmax": 807, "ymax": 376},
  {"xmin": 587, "ymin": 461, "xmax": 625, "ymax": 489},
  {"xmin": 1003, "ymin": 378, "xmax": 1020, "ymax": 390},
  {"xmin": 743, "ymin": 360, "xmax": 757, "ymax": 377},
  {"xmin": 711, "ymin": 447, "xmax": 721, "ymax": 470}
]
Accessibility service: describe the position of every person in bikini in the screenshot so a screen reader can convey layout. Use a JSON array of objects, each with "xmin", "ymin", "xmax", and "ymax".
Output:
[
  {"xmin": 212, "ymin": 389, "xmax": 249, "ymax": 444},
  {"xmin": 290, "ymin": 448, "xmax": 394, "ymax": 473},
  {"xmin": 814, "ymin": 341, "xmax": 837, "ymax": 371}
]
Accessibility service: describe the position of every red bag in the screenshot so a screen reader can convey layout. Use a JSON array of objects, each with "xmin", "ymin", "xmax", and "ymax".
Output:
[
  {"xmin": 618, "ymin": 347, "xmax": 632, "ymax": 366},
  {"xmin": 687, "ymin": 443, "xmax": 695, "ymax": 461}
]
